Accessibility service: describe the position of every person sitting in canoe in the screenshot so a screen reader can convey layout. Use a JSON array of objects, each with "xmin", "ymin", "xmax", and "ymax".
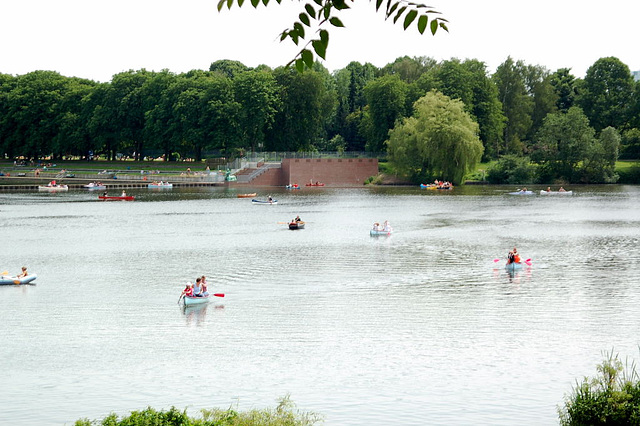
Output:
[
  {"xmin": 295, "ymin": 215, "xmax": 302, "ymax": 222},
  {"xmin": 372, "ymin": 222, "xmax": 381, "ymax": 231},
  {"xmin": 268, "ymin": 196, "xmax": 273, "ymax": 203},
  {"xmin": 383, "ymin": 220, "xmax": 392, "ymax": 232},
  {"xmin": 201, "ymin": 279, "xmax": 209, "ymax": 297},
  {"xmin": 103, "ymin": 191, "xmax": 108, "ymax": 197},
  {"xmin": 121, "ymin": 190, "xmax": 127, "ymax": 197},
  {"xmin": 558, "ymin": 187, "xmax": 566, "ymax": 192}
]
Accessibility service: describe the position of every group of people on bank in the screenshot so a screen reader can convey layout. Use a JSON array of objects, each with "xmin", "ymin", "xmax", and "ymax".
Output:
[{"xmin": 181, "ymin": 276, "xmax": 209, "ymax": 298}]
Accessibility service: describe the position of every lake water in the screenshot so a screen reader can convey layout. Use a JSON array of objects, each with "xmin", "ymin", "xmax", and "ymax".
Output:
[{"xmin": 1, "ymin": 185, "xmax": 639, "ymax": 425}]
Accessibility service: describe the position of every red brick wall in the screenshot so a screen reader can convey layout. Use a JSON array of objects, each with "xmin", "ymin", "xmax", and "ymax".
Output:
[
  {"xmin": 248, "ymin": 168, "xmax": 284, "ymax": 186},
  {"xmin": 282, "ymin": 158, "xmax": 378, "ymax": 186}
]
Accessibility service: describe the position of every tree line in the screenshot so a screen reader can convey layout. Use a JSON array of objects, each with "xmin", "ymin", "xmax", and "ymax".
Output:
[{"xmin": 1, "ymin": 56, "xmax": 639, "ymax": 174}]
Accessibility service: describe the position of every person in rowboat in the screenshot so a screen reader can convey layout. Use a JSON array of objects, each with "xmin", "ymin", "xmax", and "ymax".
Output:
[
  {"xmin": 193, "ymin": 277, "xmax": 203, "ymax": 297},
  {"xmin": 17, "ymin": 266, "xmax": 28, "ymax": 278},
  {"xmin": 121, "ymin": 190, "xmax": 127, "ymax": 197},
  {"xmin": 201, "ymin": 278, "xmax": 209, "ymax": 297},
  {"xmin": 181, "ymin": 283, "xmax": 193, "ymax": 297}
]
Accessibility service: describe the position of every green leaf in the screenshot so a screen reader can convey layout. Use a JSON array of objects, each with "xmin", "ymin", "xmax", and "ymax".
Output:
[
  {"xmin": 329, "ymin": 17, "xmax": 344, "ymax": 27},
  {"xmin": 238, "ymin": 0, "xmax": 244, "ymax": 6},
  {"xmin": 295, "ymin": 58, "xmax": 304, "ymax": 73},
  {"xmin": 313, "ymin": 0, "xmax": 322, "ymax": 5},
  {"xmin": 293, "ymin": 22, "xmax": 305, "ymax": 38},
  {"xmin": 227, "ymin": 0, "xmax": 233, "ymax": 9},
  {"xmin": 299, "ymin": 12, "xmax": 310, "ymax": 26},
  {"xmin": 250, "ymin": 0, "xmax": 259, "ymax": 6},
  {"xmin": 301, "ymin": 49, "xmax": 314, "ymax": 69},
  {"xmin": 333, "ymin": 0, "xmax": 350, "ymax": 10},
  {"xmin": 279, "ymin": 31, "xmax": 288, "ymax": 41},
  {"xmin": 375, "ymin": 0, "xmax": 384, "ymax": 11},
  {"xmin": 440, "ymin": 21, "xmax": 449, "ymax": 32},
  {"xmin": 319, "ymin": 29, "xmax": 329, "ymax": 44},
  {"xmin": 305, "ymin": 4, "xmax": 316, "ymax": 19},
  {"xmin": 403, "ymin": 10, "xmax": 417, "ymax": 30},
  {"xmin": 430, "ymin": 19, "xmax": 437, "ymax": 34},
  {"xmin": 216, "ymin": 0, "xmax": 225, "ymax": 11},
  {"xmin": 312, "ymin": 39, "xmax": 327, "ymax": 59},
  {"xmin": 417, "ymin": 15, "xmax": 428, "ymax": 33},
  {"xmin": 261, "ymin": 0, "xmax": 268, "ymax": 5},
  {"xmin": 393, "ymin": 6, "xmax": 407, "ymax": 24},
  {"xmin": 386, "ymin": 2, "xmax": 399, "ymax": 19}
]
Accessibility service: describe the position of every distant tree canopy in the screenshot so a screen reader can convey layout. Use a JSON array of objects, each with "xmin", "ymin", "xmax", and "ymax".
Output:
[{"xmin": 1, "ymin": 55, "xmax": 638, "ymax": 185}]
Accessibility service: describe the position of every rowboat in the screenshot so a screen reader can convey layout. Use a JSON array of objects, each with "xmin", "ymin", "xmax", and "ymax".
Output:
[
  {"xmin": 237, "ymin": 193, "xmax": 257, "ymax": 198},
  {"xmin": 183, "ymin": 295, "xmax": 210, "ymax": 306},
  {"xmin": 38, "ymin": 184, "xmax": 68, "ymax": 192},
  {"xmin": 148, "ymin": 182, "xmax": 173, "ymax": 188},
  {"xmin": 289, "ymin": 221, "xmax": 305, "ymax": 230},
  {"xmin": 84, "ymin": 182, "xmax": 106, "ymax": 190},
  {"xmin": 0, "ymin": 274, "xmax": 37, "ymax": 285},
  {"xmin": 98, "ymin": 195, "xmax": 135, "ymax": 201},
  {"xmin": 540, "ymin": 190, "xmax": 573, "ymax": 195},
  {"xmin": 508, "ymin": 190, "xmax": 534, "ymax": 195},
  {"xmin": 305, "ymin": 182, "xmax": 325, "ymax": 187},
  {"xmin": 252, "ymin": 199, "xmax": 277, "ymax": 205},
  {"xmin": 285, "ymin": 184, "xmax": 300, "ymax": 189},
  {"xmin": 370, "ymin": 229, "xmax": 392, "ymax": 236}
]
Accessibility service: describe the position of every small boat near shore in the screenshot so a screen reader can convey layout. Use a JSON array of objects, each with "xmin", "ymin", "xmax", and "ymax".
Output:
[
  {"xmin": 38, "ymin": 182, "xmax": 68, "ymax": 192},
  {"xmin": 508, "ymin": 190, "xmax": 534, "ymax": 195},
  {"xmin": 98, "ymin": 195, "xmax": 135, "ymax": 201},
  {"xmin": 252, "ymin": 199, "xmax": 277, "ymax": 205},
  {"xmin": 305, "ymin": 182, "xmax": 325, "ymax": 187},
  {"xmin": 540, "ymin": 190, "xmax": 573, "ymax": 195},
  {"xmin": 0, "ymin": 274, "xmax": 38, "ymax": 285},
  {"xmin": 237, "ymin": 193, "xmax": 257, "ymax": 198},
  {"xmin": 84, "ymin": 182, "xmax": 106, "ymax": 190},
  {"xmin": 285, "ymin": 184, "xmax": 300, "ymax": 189},
  {"xmin": 148, "ymin": 182, "xmax": 173, "ymax": 189}
]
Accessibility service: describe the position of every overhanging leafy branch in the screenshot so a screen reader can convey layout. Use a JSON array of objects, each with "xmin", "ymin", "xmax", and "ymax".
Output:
[{"xmin": 217, "ymin": 0, "xmax": 448, "ymax": 71}]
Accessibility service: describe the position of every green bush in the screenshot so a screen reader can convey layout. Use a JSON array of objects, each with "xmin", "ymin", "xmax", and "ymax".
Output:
[
  {"xmin": 558, "ymin": 352, "xmax": 640, "ymax": 425},
  {"xmin": 486, "ymin": 155, "xmax": 536, "ymax": 184},
  {"xmin": 75, "ymin": 396, "xmax": 323, "ymax": 426}
]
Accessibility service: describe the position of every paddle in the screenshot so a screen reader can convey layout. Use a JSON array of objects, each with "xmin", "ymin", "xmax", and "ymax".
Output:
[
  {"xmin": 177, "ymin": 294, "xmax": 184, "ymax": 304},
  {"xmin": 213, "ymin": 293, "xmax": 225, "ymax": 297},
  {"xmin": 1, "ymin": 270, "xmax": 8, "ymax": 276}
]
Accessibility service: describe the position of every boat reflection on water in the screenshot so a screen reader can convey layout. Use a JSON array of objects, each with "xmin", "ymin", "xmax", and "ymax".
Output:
[
  {"xmin": 182, "ymin": 303, "xmax": 224, "ymax": 326},
  {"xmin": 493, "ymin": 265, "xmax": 533, "ymax": 285}
]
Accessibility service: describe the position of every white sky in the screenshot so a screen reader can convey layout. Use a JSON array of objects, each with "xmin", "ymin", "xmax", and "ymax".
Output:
[{"xmin": 1, "ymin": 0, "xmax": 639, "ymax": 82}]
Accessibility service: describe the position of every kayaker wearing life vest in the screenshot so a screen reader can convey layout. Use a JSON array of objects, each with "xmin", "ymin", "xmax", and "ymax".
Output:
[{"xmin": 507, "ymin": 247, "xmax": 521, "ymax": 264}]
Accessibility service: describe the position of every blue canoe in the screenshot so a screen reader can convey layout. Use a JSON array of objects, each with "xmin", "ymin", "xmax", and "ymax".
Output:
[
  {"xmin": 508, "ymin": 191, "xmax": 534, "ymax": 195},
  {"xmin": 183, "ymin": 295, "xmax": 210, "ymax": 306}
]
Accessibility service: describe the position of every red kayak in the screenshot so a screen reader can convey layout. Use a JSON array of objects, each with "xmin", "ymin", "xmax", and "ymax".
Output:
[
  {"xmin": 98, "ymin": 195, "xmax": 135, "ymax": 201},
  {"xmin": 305, "ymin": 183, "xmax": 325, "ymax": 187}
]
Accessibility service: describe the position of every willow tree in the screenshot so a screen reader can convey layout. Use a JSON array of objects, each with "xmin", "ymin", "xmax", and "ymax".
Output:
[{"xmin": 387, "ymin": 90, "xmax": 483, "ymax": 185}]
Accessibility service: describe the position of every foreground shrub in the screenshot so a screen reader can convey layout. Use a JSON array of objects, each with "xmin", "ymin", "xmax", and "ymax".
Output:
[
  {"xmin": 558, "ymin": 351, "xmax": 640, "ymax": 425},
  {"xmin": 75, "ymin": 395, "xmax": 323, "ymax": 426}
]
